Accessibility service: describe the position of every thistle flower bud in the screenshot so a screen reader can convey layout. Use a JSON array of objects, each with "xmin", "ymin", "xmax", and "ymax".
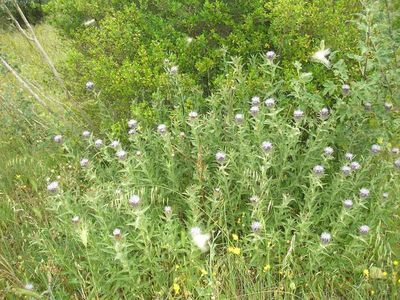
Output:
[
  {"xmin": 350, "ymin": 161, "xmax": 361, "ymax": 170},
  {"xmin": 384, "ymin": 102, "xmax": 392, "ymax": 111},
  {"xmin": 251, "ymin": 221, "xmax": 262, "ymax": 232},
  {"xmin": 128, "ymin": 119, "xmax": 138, "ymax": 129},
  {"xmin": 82, "ymin": 130, "xmax": 91, "ymax": 138},
  {"xmin": 250, "ymin": 195, "xmax": 259, "ymax": 204},
  {"xmin": 169, "ymin": 66, "xmax": 178, "ymax": 75},
  {"xmin": 371, "ymin": 144, "xmax": 381, "ymax": 154},
  {"xmin": 47, "ymin": 181, "xmax": 59, "ymax": 193},
  {"xmin": 359, "ymin": 225, "xmax": 370, "ymax": 235},
  {"xmin": 394, "ymin": 158, "xmax": 400, "ymax": 168},
  {"xmin": 85, "ymin": 81, "xmax": 94, "ymax": 90},
  {"xmin": 116, "ymin": 150, "xmax": 127, "ymax": 160},
  {"xmin": 343, "ymin": 199, "xmax": 353, "ymax": 208},
  {"xmin": 53, "ymin": 135, "xmax": 62, "ymax": 143},
  {"xmin": 345, "ymin": 152, "xmax": 354, "ymax": 161},
  {"xmin": 342, "ymin": 84, "xmax": 350, "ymax": 95},
  {"xmin": 266, "ymin": 51, "xmax": 276, "ymax": 60},
  {"xmin": 293, "ymin": 109, "xmax": 304, "ymax": 121},
  {"xmin": 235, "ymin": 113, "xmax": 244, "ymax": 123},
  {"xmin": 359, "ymin": 188, "xmax": 370, "ymax": 198},
  {"xmin": 264, "ymin": 98, "xmax": 276, "ymax": 108},
  {"xmin": 391, "ymin": 147, "xmax": 399, "ymax": 155},
  {"xmin": 71, "ymin": 216, "xmax": 80, "ymax": 224},
  {"xmin": 110, "ymin": 140, "xmax": 120, "ymax": 148},
  {"xmin": 157, "ymin": 124, "xmax": 167, "ymax": 134},
  {"xmin": 250, "ymin": 106, "xmax": 259, "ymax": 116},
  {"xmin": 364, "ymin": 102, "xmax": 372, "ymax": 111},
  {"xmin": 313, "ymin": 165, "xmax": 324, "ymax": 176},
  {"xmin": 320, "ymin": 232, "xmax": 332, "ymax": 245},
  {"xmin": 319, "ymin": 107, "xmax": 329, "ymax": 120},
  {"xmin": 94, "ymin": 139, "xmax": 103, "ymax": 148},
  {"xmin": 188, "ymin": 111, "xmax": 198, "ymax": 120},
  {"xmin": 164, "ymin": 205, "xmax": 172, "ymax": 215},
  {"xmin": 341, "ymin": 165, "xmax": 351, "ymax": 176},
  {"xmin": 215, "ymin": 151, "xmax": 226, "ymax": 163},
  {"xmin": 128, "ymin": 194, "xmax": 140, "ymax": 207},
  {"xmin": 324, "ymin": 147, "xmax": 334, "ymax": 156},
  {"xmin": 24, "ymin": 283, "xmax": 34, "ymax": 291},
  {"xmin": 80, "ymin": 158, "xmax": 89, "ymax": 168},
  {"xmin": 113, "ymin": 228, "xmax": 122, "ymax": 238},
  {"xmin": 261, "ymin": 141, "xmax": 273, "ymax": 153},
  {"xmin": 251, "ymin": 96, "xmax": 261, "ymax": 106}
]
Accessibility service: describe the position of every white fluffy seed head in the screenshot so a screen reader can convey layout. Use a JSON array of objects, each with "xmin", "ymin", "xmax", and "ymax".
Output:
[
  {"xmin": 320, "ymin": 232, "xmax": 332, "ymax": 244},
  {"xmin": 157, "ymin": 124, "xmax": 167, "ymax": 134},
  {"xmin": 359, "ymin": 225, "xmax": 370, "ymax": 235},
  {"xmin": 82, "ymin": 130, "xmax": 91, "ymax": 138},
  {"xmin": 190, "ymin": 228, "xmax": 210, "ymax": 252},
  {"xmin": 169, "ymin": 66, "xmax": 178, "ymax": 75},
  {"xmin": 343, "ymin": 199, "xmax": 353, "ymax": 208},
  {"xmin": 371, "ymin": 144, "xmax": 381, "ymax": 154},
  {"xmin": 215, "ymin": 151, "xmax": 226, "ymax": 163},
  {"xmin": 264, "ymin": 98, "xmax": 276, "ymax": 108},
  {"xmin": 80, "ymin": 158, "xmax": 89, "ymax": 168},
  {"xmin": 250, "ymin": 106, "xmax": 259, "ymax": 116},
  {"xmin": 116, "ymin": 150, "xmax": 127, "ymax": 160},
  {"xmin": 53, "ymin": 135, "xmax": 62, "ymax": 143},
  {"xmin": 251, "ymin": 96, "xmax": 261, "ymax": 106},
  {"xmin": 359, "ymin": 188, "xmax": 370, "ymax": 198},
  {"xmin": 129, "ymin": 194, "xmax": 140, "ymax": 206},
  {"xmin": 47, "ymin": 181, "xmax": 59, "ymax": 192},
  {"xmin": 235, "ymin": 113, "xmax": 244, "ymax": 123}
]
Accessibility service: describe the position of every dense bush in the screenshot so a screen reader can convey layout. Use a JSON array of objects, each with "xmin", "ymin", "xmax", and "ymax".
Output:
[
  {"xmin": 0, "ymin": 0, "xmax": 48, "ymax": 28},
  {"xmin": 45, "ymin": 0, "xmax": 361, "ymax": 128}
]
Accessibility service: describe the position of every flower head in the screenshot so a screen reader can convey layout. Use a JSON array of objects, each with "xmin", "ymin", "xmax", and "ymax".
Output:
[
  {"xmin": 116, "ymin": 150, "xmax": 127, "ymax": 160},
  {"xmin": 113, "ymin": 228, "xmax": 122, "ymax": 238},
  {"xmin": 391, "ymin": 147, "xmax": 399, "ymax": 155},
  {"xmin": 261, "ymin": 141, "xmax": 273, "ymax": 153},
  {"xmin": 84, "ymin": 19, "xmax": 96, "ymax": 27},
  {"xmin": 129, "ymin": 194, "xmax": 140, "ymax": 207},
  {"xmin": 169, "ymin": 66, "xmax": 178, "ymax": 75},
  {"xmin": 266, "ymin": 51, "xmax": 276, "ymax": 60},
  {"xmin": 251, "ymin": 221, "xmax": 262, "ymax": 232},
  {"xmin": 394, "ymin": 158, "xmax": 400, "ymax": 168},
  {"xmin": 384, "ymin": 102, "xmax": 393, "ymax": 111},
  {"xmin": 47, "ymin": 181, "xmax": 59, "ymax": 193},
  {"xmin": 110, "ymin": 140, "xmax": 120, "ymax": 148},
  {"xmin": 53, "ymin": 135, "xmax": 62, "ymax": 143},
  {"xmin": 85, "ymin": 81, "xmax": 94, "ymax": 90},
  {"xmin": 234, "ymin": 113, "xmax": 244, "ymax": 123},
  {"xmin": 343, "ymin": 199, "xmax": 353, "ymax": 209},
  {"xmin": 364, "ymin": 102, "xmax": 372, "ymax": 111},
  {"xmin": 313, "ymin": 165, "xmax": 324, "ymax": 176},
  {"xmin": 128, "ymin": 129, "xmax": 136, "ymax": 135},
  {"xmin": 128, "ymin": 119, "xmax": 138, "ymax": 129},
  {"xmin": 382, "ymin": 192, "xmax": 389, "ymax": 199},
  {"xmin": 341, "ymin": 165, "xmax": 351, "ymax": 176},
  {"xmin": 190, "ymin": 227, "xmax": 210, "ymax": 252},
  {"xmin": 250, "ymin": 195, "xmax": 259, "ymax": 204},
  {"xmin": 215, "ymin": 151, "xmax": 226, "ymax": 163},
  {"xmin": 319, "ymin": 107, "xmax": 329, "ymax": 120},
  {"xmin": 188, "ymin": 111, "xmax": 198, "ymax": 120},
  {"xmin": 371, "ymin": 144, "xmax": 381, "ymax": 154},
  {"xmin": 94, "ymin": 139, "xmax": 103, "ymax": 148},
  {"xmin": 250, "ymin": 106, "xmax": 259, "ymax": 116},
  {"xmin": 359, "ymin": 225, "xmax": 370, "ymax": 235},
  {"xmin": 164, "ymin": 205, "xmax": 172, "ymax": 216},
  {"xmin": 187, "ymin": 37, "xmax": 193, "ymax": 44},
  {"xmin": 24, "ymin": 283, "xmax": 34, "ymax": 291},
  {"xmin": 311, "ymin": 42, "xmax": 331, "ymax": 67},
  {"xmin": 251, "ymin": 96, "xmax": 261, "ymax": 106},
  {"xmin": 350, "ymin": 161, "xmax": 361, "ymax": 171},
  {"xmin": 293, "ymin": 109, "xmax": 304, "ymax": 121},
  {"xmin": 80, "ymin": 158, "xmax": 89, "ymax": 168},
  {"xmin": 359, "ymin": 188, "xmax": 370, "ymax": 198},
  {"xmin": 82, "ymin": 130, "xmax": 91, "ymax": 138},
  {"xmin": 345, "ymin": 152, "xmax": 354, "ymax": 161},
  {"xmin": 324, "ymin": 147, "xmax": 334, "ymax": 156},
  {"xmin": 264, "ymin": 98, "xmax": 276, "ymax": 108},
  {"xmin": 72, "ymin": 216, "xmax": 80, "ymax": 224},
  {"xmin": 342, "ymin": 84, "xmax": 350, "ymax": 95},
  {"xmin": 320, "ymin": 232, "xmax": 332, "ymax": 245},
  {"xmin": 157, "ymin": 124, "xmax": 167, "ymax": 134}
]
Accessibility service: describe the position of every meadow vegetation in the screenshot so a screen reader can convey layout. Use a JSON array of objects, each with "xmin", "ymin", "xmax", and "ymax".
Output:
[{"xmin": 0, "ymin": 0, "xmax": 399, "ymax": 299}]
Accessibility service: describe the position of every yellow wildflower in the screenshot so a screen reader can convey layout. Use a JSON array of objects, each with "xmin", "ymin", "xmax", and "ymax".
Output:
[
  {"xmin": 382, "ymin": 271, "xmax": 388, "ymax": 277},
  {"xmin": 227, "ymin": 246, "xmax": 241, "ymax": 255},
  {"xmin": 173, "ymin": 283, "xmax": 180, "ymax": 295},
  {"xmin": 232, "ymin": 234, "xmax": 239, "ymax": 241},
  {"xmin": 393, "ymin": 260, "xmax": 399, "ymax": 266},
  {"xmin": 263, "ymin": 264, "xmax": 271, "ymax": 272},
  {"xmin": 175, "ymin": 264, "xmax": 180, "ymax": 270},
  {"xmin": 371, "ymin": 290, "xmax": 375, "ymax": 295},
  {"xmin": 363, "ymin": 269, "xmax": 369, "ymax": 278}
]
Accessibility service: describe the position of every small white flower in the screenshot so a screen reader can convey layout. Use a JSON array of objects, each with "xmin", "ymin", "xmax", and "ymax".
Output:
[
  {"xmin": 264, "ymin": 98, "xmax": 276, "ymax": 108},
  {"xmin": 391, "ymin": 147, "xmax": 399, "ymax": 155},
  {"xmin": 80, "ymin": 158, "xmax": 89, "ymax": 168},
  {"xmin": 94, "ymin": 139, "xmax": 103, "ymax": 148},
  {"xmin": 266, "ymin": 50, "xmax": 276, "ymax": 60},
  {"xmin": 251, "ymin": 221, "xmax": 262, "ymax": 232},
  {"xmin": 345, "ymin": 152, "xmax": 354, "ymax": 161},
  {"xmin": 343, "ymin": 199, "xmax": 353, "ymax": 209},
  {"xmin": 72, "ymin": 216, "xmax": 80, "ymax": 224},
  {"xmin": 394, "ymin": 158, "xmax": 400, "ymax": 168},
  {"xmin": 313, "ymin": 165, "xmax": 324, "ymax": 176},
  {"xmin": 341, "ymin": 165, "xmax": 351, "ymax": 176},
  {"xmin": 320, "ymin": 232, "xmax": 332, "ymax": 245},
  {"xmin": 382, "ymin": 192, "xmax": 389, "ymax": 199},
  {"xmin": 293, "ymin": 109, "xmax": 304, "ymax": 121},
  {"xmin": 324, "ymin": 147, "xmax": 334, "ymax": 156},
  {"xmin": 179, "ymin": 132, "xmax": 186, "ymax": 138},
  {"xmin": 113, "ymin": 228, "xmax": 122, "ymax": 238},
  {"xmin": 384, "ymin": 102, "xmax": 392, "ymax": 111},
  {"xmin": 261, "ymin": 141, "xmax": 273, "ymax": 153},
  {"xmin": 110, "ymin": 140, "xmax": 120, "ymax": 148},
  {"xmin": 85, "ymin": 81, "xmax": 94, "ymax": 90},
  {"xmin": 53, "ymin": 135, "xmax": 62, "ymax": 143},
  {"xmin": 157, "ymin": 124, "xmax": 167, "ymax": 134},
  {"xmin": 190, "ymin": 227, "xmax": 210, "ymax": 252},
  {"xmin": 128, "ymin": 119, "xmax": 138, "ymax": 129},
  {"xmin": 82, "ymin": 130, "xmax": 91, "ymax": 138},
  {"xmin": 371, "ymin": 144, "xmax": 381, "ymax": 154},
  {"xmin": 84, "ymin": 19, "xmax": 96, "ymax": 27},
  {"xmin": 116, "ymin": 150, "xmax": 127, "ymax": 160},
  {"xmin": 250, "ymin": 195, "xmax": 259, "ymax": 204},
  {"xmin": 342, "ymin": 84, "xmax": 350, "ymax": 95},
  {"xmin": 164, "ymin": 205, "xmax": 172, "ymax": 215},
  {"xmin": 136, "ymin": 150, "xmax": 142, "ymax": 157},
  {"xmin": 359, "ymin": 225, "xmax": 370, "ymax": 235},
  {"xmin": 128, "ymin": 129, "xmax": 136, "ymax": 135},
  {"xmin": 359, "ymin": 188, "xmax": 370, "ymax": 198},
  {"xmin": 319, "ymin": 107, "xmax": 329, "ymax": 120},
  {"xmin": 251, "ymin": 96, "xmax": 261, "ymax": 106},
  {"xmin": 234, "ymin": 113, "xmax": 244, "ymax": 123},
  {"xmin": 350, "ymin": 161, "xmax": 361, "ymax": 170},
  {"xmin": 250, "ymin": 106, "xmax": 259, "ymax": 116},
  {"xmin": 311, "ymin": 43, "xmax": 331, "ymax": 67},
  {"xmin": 169, "ymin": 66, "xmax": 178, "ymax": 75},
  {"xmin": 129, "ymin": 194, "xmax": 140, "ymax": 206},
  {"xmin": 364, "ymin": 102, "xmax": 372, "ymax": 111},
  {"xmin": 215, "ymin": 151, "xmax": 226, "ymax": 163},
  {"xmin": 47, "ymin": 181, "xmax": 59, "ymax": 193},
  {"xmin": 187, "ymin": 37, "xmax": 193, "ymax": 44},
  {"xmin": 24, "ymin": 283, "xmax": 34, "ymax": 291},
  {"xmin": 188, "ymin": 111, "xmax": 198, "ymax": 120}
]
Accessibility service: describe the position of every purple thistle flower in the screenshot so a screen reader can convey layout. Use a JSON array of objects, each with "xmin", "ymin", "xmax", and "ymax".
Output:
[
  {"xmin": 359, "ymin": 188, "xmax": 370, "ymax": 198},
  {"xmin": 47, "ymin": 181, "xmax": 59, "ymax": 193},
  {"xmin": 72, "ymin": 216, "xmax": 80, "ymax": 224},
  {"xmin": 94, "ymin": 139, "xmax": 103, "ymax": 148},
  {"xmin": 293, "ymin": 109, "xmax": 304, "ymax": 121},
  {"xmin": 128, "ymin": 119, "xmax": 138, "ymax": 129},
  {"xmin": 85, "ymin": 81, "xmax": 94, "ymax": 90},
  {"xmin": 110, "ymin": 140, "xmax": 120, "ymax": 148},
  {"xmin": 116, "ymin": 150, "xmax": 127, "ymax": 160},
  {"xmin": 80, "ymin": 158, "xmax": 89, "ymax": 168},
  {"xmin": 235, "ymin": 113, "xmax": 244, "ymax": 123},
  {"xmin": 53, "ymin": 135, "xmax": 62, "ymax": 143},
  {"xmin": 157, "ymin": 124, "xmax": 167, "ymax": 134},
  {"xmin": 324, "ymin": 147, "xmax": 334, "ymax": 156},
  {"xmin": 342, "ymin": 84, "xmax": 350, "ymax": 95},
  {"xmin": 341, "ymin": 165, "xmax": 352, "ymax": 176},
  {"xmin": 345, "ymin": 152, "xmax": 354, "ymax": 161},
  {"xmin": 359, "ymin": 225, "xmax": 370, "ymax": 235},
  {"xmin": 364, "ymin": 102, "xmax": 372, "ymax": 111},
  {"xmin": 319, "ymin": 107, "xmax": 329, "ymax": 120},
  {"xmin": 313, "ymin": 165, "xmax": 325, "ymax": 176},
  {"xmin": 82, "ymin": 130, "xmax": 91, "ymax": 138},
  {"xmin": 350, "ymin": 161, "xmax": 361, "ymax": 170},
  {"xmin": 384, "ymin": 102, "xmax": 392, "ymax": 112},
  {"xmin": 264, "ymin": 98, "xmax": 276, "ymax": 108},
  {"xmin": 129, "ymin": 194, "xmax": 140, "ymax": 207},
  {"xmin": 266, "ymin": 51, "xmax": 276, "ymax": 60},
  {"xmin": 320, "ymin": 232, "xmax": 332, "ymax": 245},
  {"xmin": 343, "ymin": 199, "xmax": 353, "ymax": 209},
  {"xmin": 113, "ymin": 228, "xmax": 122, "ymax": 238},
  {"xmin": 215, "ymin": 151, "xmax": 226, "ymax": 163},
  {"xmin": 261, "ymin": 141, "xmax": 273, "ymax": 153},
  {"xmin": 250, "ymin": 106, "xmax": 259, "ymax": 116},
  {"xmin": 371, "ymin": 144, "xmax": 381, "ymax": 154},
  {"xmin": 251, "ymin": 221, "xmax": 262, "ymax": 232},
  {"xmin": 251, "ymin": 96, "xmax": 261, "ymax": 106}
]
